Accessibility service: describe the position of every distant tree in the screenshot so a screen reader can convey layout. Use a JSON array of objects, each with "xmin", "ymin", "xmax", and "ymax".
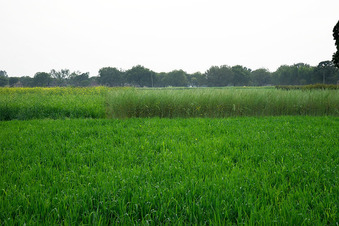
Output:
[
  {"xmin": 0, "ymin": 73, "xmax": 8, "ymax": 86},
  {"xmin": 293, "ymin": 63, "xmax": 314, "ymax": 85},
  {"xmin": 89, "ymin": 76, "xmax": 99, "ymax": 86},
  {"xmin": 69, "ymin": 71, "xmax": 90, "ymax": 87},
  {"xmin": 272, "ymin": 65, "xmax": 295, "ymax": 85},
  {"xmin": 98, "ymin": 67, "xmax": 123, "ymax": 86},
  {"xmin": 272, "ymin": 63, "xmax": 315, "ymax": 85},
  {"xmin": 50, "ymin": 69, "xmax": 70, "ymax": 86},
  {"xmin": 333, "ymin": 20, "xmax": 339, "ymax": 68},
  {"xmin": 231, "ymin": 65, "xmax": 251, "ymax": 86},
  {"xmin": 314, "ymin": 61, "xmax": 338, "ymax": 84},
  {"xmin": 162, "ymin": 70, "xmax": 188, "ymax": 87},
  {"xmin": 0, "ymin": 70, "xmax": 8, "ymax": 77},
  {"xmin": 205, "ymin": 65, "xmax": 233, "ymax": 87},
  {"xmin": 154, "ymin": 72, "xmax": 167, "ymax": 87},
  {"xmin": 126, "ymin": 65, "xmax": 155, "ymax": 87},
  {"xmin": 33, "ymin": 72, "xmax": 51, "ymax": 87},
  {"xmin": 250, "ymin": 68, "xmax": 271, "ymax": 86},
  {"xmin": 187, "ymin": 72, "xmax": 207, "ymax": 87},
  {"xmin": 19, "ymin": 76, "xmax": 33, "ymax": 87},
  {"xmin": 9, "ymin": 77, "xmax": 19, "ymax": 87}
]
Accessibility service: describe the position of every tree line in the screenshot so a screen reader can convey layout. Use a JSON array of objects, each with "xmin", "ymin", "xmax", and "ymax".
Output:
[
  {"xmin": 2, "ymin": 20, "xmax": 338, "ymax": 88},
  {"xmin": 0, "ymin": 61, "xmax": 338, "ymax": 88}
]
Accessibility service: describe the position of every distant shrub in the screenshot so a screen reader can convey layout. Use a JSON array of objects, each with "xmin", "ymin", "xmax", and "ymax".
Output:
[{"xmin": 275, "ymin": 84, "xmax": 339, "ymax": 90}]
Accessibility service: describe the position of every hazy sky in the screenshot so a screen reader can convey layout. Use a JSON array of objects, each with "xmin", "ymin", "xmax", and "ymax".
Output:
[{"xmin": 1, "ymin": 0, "xmax": 338, "ymax": 77}]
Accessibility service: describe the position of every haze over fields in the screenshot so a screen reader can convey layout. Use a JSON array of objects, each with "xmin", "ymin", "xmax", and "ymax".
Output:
[{"xmin": 1, "ymin": 0, "xmax": 338, "ymax": 77}]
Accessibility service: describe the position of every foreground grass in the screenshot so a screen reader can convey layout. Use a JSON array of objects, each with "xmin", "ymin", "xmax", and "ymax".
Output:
[{"xmin": 1, "ymin": 117, "xmax": 338, "ymax": 224}]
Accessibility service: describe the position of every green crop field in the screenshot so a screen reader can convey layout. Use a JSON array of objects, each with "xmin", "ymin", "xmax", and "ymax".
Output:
[
  {"xmin": 106, "ymin": 87, "xmax": 339, "ymax": 118},
  {"xmin": 0, "ymin": 87, "xmax": 338, "ymax": 225},
  {"xmin": 0, "ymin": 87, "xmax": 109, "ymax": 121},
  {"xmin": 1, "ymin": 87, "xmax": 339, "ymax": 120}
]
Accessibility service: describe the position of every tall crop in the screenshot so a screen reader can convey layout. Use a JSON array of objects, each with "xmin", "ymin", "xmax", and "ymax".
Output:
[
  {"xmin": 106, "ymin": 88, "xmax": 339, "ymax": 118},
  {"xmin": 1, "ymin": 87, "xmax": 339, "ymax": 120}
]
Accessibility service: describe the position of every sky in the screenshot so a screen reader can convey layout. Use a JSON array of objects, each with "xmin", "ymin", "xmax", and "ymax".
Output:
[{"xmin": 0, "ymin": 0, "xmax": 338, "ymax": 77}]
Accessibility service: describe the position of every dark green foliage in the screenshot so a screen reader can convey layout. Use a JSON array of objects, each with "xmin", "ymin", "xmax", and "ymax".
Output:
[
  {"xmin": 153, "ymin": 72, "xmax": 166, "ymax": 87},
  {"xmin": 19, "ymin": 76, "xmax": 33, "ymax": 87},
  {"xmin": 50, "ymin": 69, "xmax": 70, "ymax": 86},
  {"xmin": 272, "ymin": 64, "xmax": 314, "ymax": 85},
  {"xmin": 187, "ymin": 72, "xmax": 206, "ymax": 87},
  {"xmin": 126, "ymin": 65, "xmax": 156, "ymax": 87},
  {"xmin": 276, "ymin": 84, "xmax": 339, "ymax": 90},
  {"xmin": 333, "ymin": 51, "xmax": 339, "ymax": 69},
  {"xmin": 0, "ymin": 75, "xmax": 8, "ymax": 87},
  {"xmin": 0, "ymin": 70, "xmax": 7, "ymax": 77},
  {"xmin": 295, "ymin": 63, "xmax": 315, "ymax": 85},
  {"xmin": 314, "ymin": 61, "xmax": 338, "ymax": 84},
  {"xmin": 250, "ymin": 68, "xmax": 271, "ymax": 86},
  {"xmin": 98, "ymin": 67, "xmax": 123, "ymax": 86},
  {"xmin": 0, "ymin": 70, "xmax": 9, "ymax": 87},
  {"xmin": 231, "ymin": 65, "xmax": 251, "ymax": 86},
  {"xmin": 8, "ymin": 77, "xmax": 19, "ymax": 87},
  {"xmin": 4, "ymin": 58, "xmax": 339, "ymax": 88},
  {"xmin": 33, "ymin": 72, "xmax": 51, "ymax": 87},
  {"xmin": 161, "ymin": 70, "xmax": 188, "ymax": 87},
  {"xmin": 49, "ymin": 69, "xmax": 92, "ymax": 87},
  {"xmin": 206, "ymin": 65, "xmax": 233, "ymax": 87},
  {"xmin": 69, "ymin": 71, "xmax": 90, "ymax": 87},
  {"xmin": 0, "ymin": 117, "xmax": 338, "ymax": 224},
  {"xmin": 333, "ymin": 20, "xmax": 339, "ymax": 68}
]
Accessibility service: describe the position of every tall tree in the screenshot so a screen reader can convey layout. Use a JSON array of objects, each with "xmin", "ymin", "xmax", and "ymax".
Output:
[
  {"xmin": 231, "ymin": 65, "xmax": 251, "ymax": 86},
  {"xmin": 0, "ymin": 70, "xmax": 8, "ymax": 86},
  {"xmin": 250, "ymin": 68, "xmax": 271, "ymax": 86},
  {"xmin": 33, "ymin": 72, "xmax": 51, "ymax": 87},
  {"xmin": 333, "ymin": 20, "xmax": 339, "ymax": 68},
  {"xmin": 126, "ymin": 65, "xmax": 155, "ymax": 87},
  {"xmin": 0, "ymin": 75, "xmax": 8, "ymax": 87},
  {"xmin": 19, "ymin": 76, "xmax": 33, "ymax": 87},
  {"xmin": 9, "ymin": 77, "xmax": 19, "ymax": 87},
  {"xmin": 162, "ymin": 70, "xmax": 188, "ymax": 87},
  {"xmin": 154, "ymin": 72, "xmax": 167, "ymax": 87},
  {"xmin": 314, "ymin": 61, "xmax": 338, "ymax": 84},
  {"xmin": 69, "ymin": 71, "xmax": 90, "ymax": 87},
  {"xmin": 272, "ymin": 65, "xmax": 295, "ymax": 85},
  {"xmin": 294, "ymin": 63, "xmax": 314, "ymax": 85},
  {"xmin": 50, "ymin": 69, "xmax": 70, "ymax": 86},
  {"xmin": 98, "ymin": 67, "xmax": 123, "ymax": 86},
  {"xmin": 187, "ymin": 72, "xmax": 207, "ymax": 87},
  {"xmin": 0, "ymin": 70, "xmax": 8, "ymax": 77},
  {"xmin": 272, "ymin": 64, "xmax": 315, "ymax": 85},
  {"xmin": 205, "ymin": 65, "xmax": 233, "ymax": 87}
]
